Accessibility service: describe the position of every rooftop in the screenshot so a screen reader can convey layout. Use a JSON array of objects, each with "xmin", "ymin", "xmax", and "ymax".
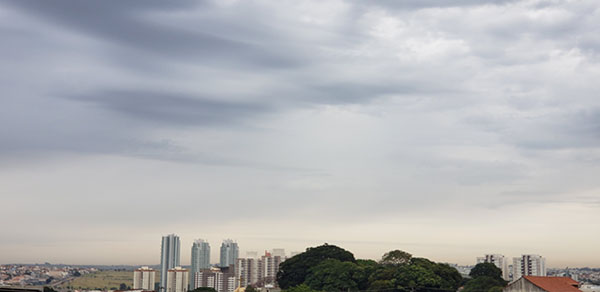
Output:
[{"xmin": 524, "ymin": 276, "xmax": 581, "ymax": 292}]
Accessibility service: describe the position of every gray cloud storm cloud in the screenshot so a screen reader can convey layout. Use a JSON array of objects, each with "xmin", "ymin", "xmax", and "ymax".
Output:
[{"xmin": 0, "ymin": 0, "xmax": 599, "ymax": 267}]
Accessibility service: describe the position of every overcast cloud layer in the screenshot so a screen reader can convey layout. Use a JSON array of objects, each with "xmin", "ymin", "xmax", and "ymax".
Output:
[{"xmin": 1, "ymin": 0, "xmax": 599, "ymax": 267}]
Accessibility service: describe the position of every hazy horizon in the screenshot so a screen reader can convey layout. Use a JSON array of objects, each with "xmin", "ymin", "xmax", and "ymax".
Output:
[{"xmin": 1, "ymin": 0, "xmax": 599, "ymax": 269}]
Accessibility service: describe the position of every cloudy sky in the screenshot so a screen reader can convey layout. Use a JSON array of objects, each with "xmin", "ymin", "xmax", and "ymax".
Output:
[{"xmin": 1, "ymin": 0, "xmax": 599, "ymax": 268}]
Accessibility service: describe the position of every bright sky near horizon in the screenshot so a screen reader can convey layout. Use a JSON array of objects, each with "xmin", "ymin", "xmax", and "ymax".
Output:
[{"xmin": 1, "ymin": 0, "xmax": 599, "ymax": 268}]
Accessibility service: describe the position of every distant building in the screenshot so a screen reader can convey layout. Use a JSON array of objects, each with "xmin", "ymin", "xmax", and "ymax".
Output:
[
  {"xmin": 161, "ymin": 234, "xmax": 181, "ymax": 292},
  {"xmin": 166, "ymin": 267, "xmax": 189, "ymax": 292},
  {"xmin": 193, "ymin": 267, "xmax": 236, "ymax": 292},
  {"xmin": 134, "ymin": 266, "xmax": 156, "ymax": 291},
  {"xmin": 271, "ymin": 249, "xmax": 285, "ymax": 259},
  {"xmin": 504, "ymin": 276, "xmax": 581, "ymax": 292},
  {"xmin": 220, "ymin": 239, "xmax": 239, "ymax": 268},
  {"xmin": 448, "ymin": 264, "xmax": 473, "ymax": 277},
  {"xmin": 236, "ymin": 258, "xmax": 262, "ymax": 288},
  {"xmin": 191, "ymin": 239, "xmax": 211, "ymax": 286},
  {"xmin": 477, "ymin": 254, "xmax": 509, "ymax": 281},
  {"xmin": 261, "ymin": 252, "xmax": 282, "ymax": 286},
  {"xmin": 235, "ymin": 251, "xmax": 282, "ymax": 288},
  {"xmin": 513, "ymin": 255, "xmax": 546, "ymax": 279}
]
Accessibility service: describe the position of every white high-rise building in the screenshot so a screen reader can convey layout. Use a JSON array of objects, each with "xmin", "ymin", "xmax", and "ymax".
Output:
[
  {"xmin": 134, "ymin": 266, "xmax": 156, "ymax": 291},
  {"xmin": 167, "ymin": 267, "xmax": 189, "ymax": 292},
  {"xmin": 191, "ymin": 239, "xmax": 211, "ymax": 286},
  {"xmin": 161, "ymin": 234, "xmax": 181, "ymax": 292},
  {"xmin": 477, "ymin": 254, "xmax": 509, "ymax": 281},
  {"xmin": 512, "ymin": 254, "xmax": 546, "ymax": 280},
  {"xmin": 219, "ymin": 239, "xmax": 239, "ymax": 268}
]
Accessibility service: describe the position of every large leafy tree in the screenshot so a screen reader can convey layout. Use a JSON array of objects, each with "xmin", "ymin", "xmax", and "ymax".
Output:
[
  {"xmin": 469, "ymin": 263, "xmax": 503, "ymax": 279},
  {"xmin": 462, "ymin": 263, "xmax": 507, "ymax": 292},
  {"xmin": 411, "ymin": 258, "xmax": 462, "ymax": 291},
  {"xmin": 279, "ymin": 246, "xmax": 467, "ymax": 292},
  {"xmin": 368, "ymin": 255, "xmax": 463, "ymax": 292},
  {"xmin": 305, "ymin": 259, "xmax": 361, "ymax": 291},
  {"xmin": 381, "ymin": 250, "xmax": 412, "ymax": 266},
  {"xmin": 283, "ymin": 284, "xmax": 320, "ymax": 292},
  {"xmin": 277, "ymin": 244, "xmax": 355, "ymax": 289}
]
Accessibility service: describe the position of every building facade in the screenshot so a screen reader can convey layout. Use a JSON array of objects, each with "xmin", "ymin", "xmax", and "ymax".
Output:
[
  {"xmin": 193, "ymin": 267, "xmax": 236, "ymax": 292},
  {"xmin": 166, "ymin": 267, "xmax": 189, "ymax": 292},
  {"xmin": 236, "ymin": 258, "xmax": 262, "ymax": 288},
  {"xmin": 261, "ymin": 252, "xmax": 282, "ymax": 286},
  {"xmin": 477, "ymin": 254, "xmax": 509, "ymax": 281},
  {"xmin": 219, "ymin": 240, "xmax": 239, "ymax": 268},
  {"xmin": 504, "ymin": 276, "xmax": 581, "ymax": 292},
  {"xmin": 235, "ymin": 251, "xmax": 283, "ymax": 288},
  {"xmin": 161, "ymin": 234, "xmax": 181, "ymax": 292},
  {"xmin": 513, "ymin": 255, "xmax": 547, "ymax": 280},
  {"xmin": 191, "ymin": 239, "xmax": 211, "ymax": 286},
  {"xmin": 134, "ymin": 266, "xmax": 156, "ymax": 291}
]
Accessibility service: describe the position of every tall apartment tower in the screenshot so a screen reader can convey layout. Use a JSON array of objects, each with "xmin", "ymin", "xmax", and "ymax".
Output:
[
  {"xmin": 167, "ymin": 267, "xmax": 189, "ymax": 292},
  {"xmin": 235, "ymin": 258, "xmax": 262, "ymax": 288},
  {"xmin": 512, "ymin": 254, "xmax": 546, "ymax": 280},
  {"xmin": 219, "ymin": 239, "xmax": 239, "ymax": 268},
  {"xmin": 235, "ymin": 251, "xmax": 283, "ymax": 288},
  {"xmin": 161, "ymin": 234, "xmax": 181, "ymax": 292},
  {"xmin": 477, "ymin": 254, "xmax": 509, "ymax": 281},
  {"xmin": 134, "ymin": 266, "xmax": 156, "ymax": 291},
  {"xmin": 261, "ymin": 251, "xmax": 282, "ymax": 286},
  {"xmin": 191, "ymin": 239, "xmax": 211, "ymax": 281}
]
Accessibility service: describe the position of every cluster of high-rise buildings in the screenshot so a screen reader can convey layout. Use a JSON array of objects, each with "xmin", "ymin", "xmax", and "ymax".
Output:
[
  {"xmin": 133, "ymin": 234, "xmax": 291, "ymax": 292},
  {"xmin": 477, "ymin": 253, "xmax": 547, "ymax": 282}
]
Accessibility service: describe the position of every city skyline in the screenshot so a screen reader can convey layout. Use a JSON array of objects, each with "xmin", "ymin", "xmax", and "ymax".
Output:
[
  {"xmin": 1, "ymin": 0, "xmax": 599, "ymax": 269},
  {"xmin": 0, "ymin": 234, "xmax": 590, "ymax": 270}
]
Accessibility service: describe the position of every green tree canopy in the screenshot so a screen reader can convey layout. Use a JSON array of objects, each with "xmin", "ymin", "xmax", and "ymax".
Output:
[
  {"xmin": 411, "ymin": 258, "xmax": 462, "ymax": 290},
  {"xmin": 305, "ymin": 259, "xmax": 361, "ymax": 291},
  {"xmin": 283, "ymin": 284, "xmax": 320, "ymax": 292},
  {"xmin": 463, "ymin": 263, "xmax": 507, "ymax": 292},
  {"xmin": 368, "ymin": 255, "xmax": 463, "ymax": 292},
  {"xmin": 381, "ymin": 250, "xmax": 412, "ymax": 266},
  {"xmin": 469, "ymin": 263, "xmax": 503, "ymax": 280},
  {"xmin": 277, "ymin": 244, "xmax": 355, "ymax": 289},
  {"xmin": 277, "ymin": 246, "xmax": 466, "ymax": 292},
  {"xmin": 394, "ymin": 264, "xmax": 443, "ymax": 292},
  {"xmin": 462, "ymin": 276, "xmax": 506, "ymax": 292}
]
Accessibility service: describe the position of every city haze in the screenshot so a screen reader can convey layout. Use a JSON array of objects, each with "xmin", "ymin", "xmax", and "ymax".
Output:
[{"xmin": 1, "ymin": 0, "xmax": 599, "ymax": 268}]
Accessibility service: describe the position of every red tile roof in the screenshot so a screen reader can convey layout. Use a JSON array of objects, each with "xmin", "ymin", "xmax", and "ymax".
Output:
[{"xmin": 524, "ymin": 276, "xmax": 581, "ymax": 292}]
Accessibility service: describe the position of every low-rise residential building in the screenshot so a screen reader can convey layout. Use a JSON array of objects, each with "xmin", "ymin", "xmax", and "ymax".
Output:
[
  {"xmin": 166, "ymin": 267, "xmax": 188, "ymax": 292},
  {"xmin": 504, "ymin": 276, "xmax": 581, "ymax": 292},
  {"xmin": 134, "ymin": 266, "xmax": 156, "ymax": 291},
  {"xmin": 193, "ymin": 266, "xmax": 235, "ymax": 292}
]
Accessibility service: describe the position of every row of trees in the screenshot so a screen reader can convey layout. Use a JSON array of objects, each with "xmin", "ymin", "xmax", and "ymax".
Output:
[{"xmin": 276, "ymin": 244, "xmax": 467, "ymax": 292}]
